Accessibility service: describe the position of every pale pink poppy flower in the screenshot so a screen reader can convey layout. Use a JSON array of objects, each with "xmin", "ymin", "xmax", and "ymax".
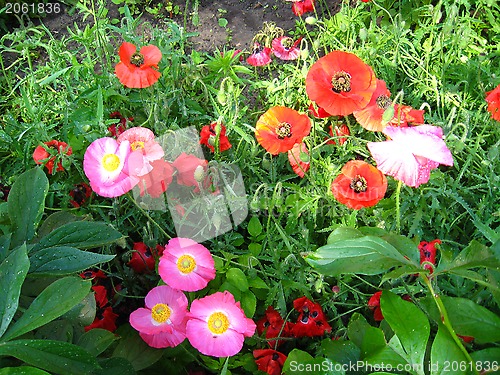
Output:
[
  {"xmin": 271, "ymin": 36, "xmax": 302, "ymax": 60},
  {"xmin": 129, "ymin": 285, "xmax": 188, "ymax": 348},
  {"xmin": 83, "ymin": 137, "xmax": 139, "ymax": 197},
  {"xmin": 158, "ymin": 238, "xmax": 216, "ymax": 292},
  {"xmin": 367, "ymin": 125, "xmax": 453, "ymax": 188},
  {"xmin": 246, "ymin": 43, "xmax": 272, "ymax": 67},
  {"xmin": 171, "ymin": 153, "xmax": 208, "ymax": 187},
  {"xmin": 186, "ymin": 291, "xmax": 256, "ymax": 357},
  {"xmin": 117, "ymin": 127, "xmax": 164, "ymax": 177}
]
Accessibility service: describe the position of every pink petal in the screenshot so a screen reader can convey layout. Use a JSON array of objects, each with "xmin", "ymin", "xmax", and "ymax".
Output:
[
  {"xmin": 186, "ymin": 319, "xmax": 244, "ymax": 357},
  {"xmin": 139, "ymin": 328, "xmax": 186, "ymax": 348}
]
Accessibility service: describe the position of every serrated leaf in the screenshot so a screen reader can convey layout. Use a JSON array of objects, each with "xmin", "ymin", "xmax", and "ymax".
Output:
[{"xmin": 0, "ymin": 244, "xmax": 29, "ymax": 338}]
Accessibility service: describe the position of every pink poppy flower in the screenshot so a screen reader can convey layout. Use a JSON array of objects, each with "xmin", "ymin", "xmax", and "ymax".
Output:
[
  {"xmin": 271, "ymin": 36, "xmax": 302, "ymax": 60},
  {"xmin": 129, "ymin": 285, "xmax": 188, "ymax": 348},
  {"xmin": 246, "ymin": 43, "xmax": 272, "ymax": 67},
  {"xmin": 367, "ymin": 125, "xmax": 453, "ymax": 188},
  {"xmin": 288, "ymin": 143, "xmax": 310, "ymax": 178},
  {"xmin": 83, "ymin": 137, "xmax": 139, "ymax": 198},
  {"xmin": 186, "ymin": 291, "xmax": 256, "ymax": 357},
  {"xmin": 171, "ymin": 153, "xmax": 208, "ymax": 187},
  {"xmin": 117, "ymin": 127, "xmax": 164, "ymax": 177},
  {"xmin": 158, "ymin": 238, "xmax": 216, "ymax": 292}
]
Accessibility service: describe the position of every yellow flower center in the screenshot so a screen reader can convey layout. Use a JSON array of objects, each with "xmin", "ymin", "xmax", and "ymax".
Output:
[
  {"xmin": 151, "ymin": 303, "xmax": 171, "ymax": 323},
  {"xmin": 207, "ymin": 311, "xmax": 230, "ymax": 335},
  {"xmin": 130, "ymin": 52, "xmax": 145, "ymax": 67},
  {"xmin": 176, "ymin": 254, "xmax": 196, "ymax": 274},
  {"xmin": 131, "ymin": 141, "xmax": 145, "ymax": 151},
  {"xmin": 350, "ymin": 175, "xmax": 368, "ymax": 193},
  {"xmin": 101, "ymin": 154, "xmax": 121, "ymax": 172}
]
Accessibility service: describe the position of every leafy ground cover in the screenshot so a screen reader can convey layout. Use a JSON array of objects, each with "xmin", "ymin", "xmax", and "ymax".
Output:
[{"xmin": 0, "ymin": 0, "xmax": 499, "ymax": 374}]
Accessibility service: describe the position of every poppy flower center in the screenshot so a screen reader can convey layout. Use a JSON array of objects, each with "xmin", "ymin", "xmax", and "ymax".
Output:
[
  {"xmin": 331, "ymin": 71, "xmax": 352, "ymax": 93},
  {"xmin": 272, "ymin": 353, "xmax": 280, "ymax": 360},
  {"xmin": 275, "ymin": 122, "xmax": 292, "ymax": 139},
  {"xmin": 131, "ymin": 140, "xmax": 145, "ymax": 151},
  {"xmin": 176, "ymin": 254, "xmax": 196, "ymax": 274},
  {"xmin": 282, "ymin": 37, "xmax": 294, "ymax": 50},
  {"xmin": 350, "ymin": 175, "xmax": 368, "ymax": 193},
  {"xmin": 130, "ymin": 52, "xmax": 145, "ymax": 67},
  {"xmin": 376, "ymin": 95, "xmax": 392, "ymax": 109},
  {"xmin": 151, "ymin": 303, "xmax": 171, "ymax": 323},
  {"xmin": 207, "ymin": 311, "xmax": 230, "ymax": 334},
  {"xmin": 101, "ymin": 154, "xmax": 121, "ymax": 172}
]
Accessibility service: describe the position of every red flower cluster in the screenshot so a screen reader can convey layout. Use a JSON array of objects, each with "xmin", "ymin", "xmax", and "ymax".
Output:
[
  {"xmin": 291, "ymin": 296, "xmax": 332, "ymax": 337},
  {"xmin": 253, "ymin": 349, "xmax": 287, "ymax": 375},
  {"xmin": 256, "ymin": 306, "xmax": 294, "ymax": 347},
  {"xmin": 33, "ymin": 140, "xmax": 72, "ymax": 174},
  {"xmin": 109, "ymin": 111, "xmax": 133, "ymax": 137},
  {"xmin": 199, "ymin": 122, "xmax": 232, "ymax": 152},
  {"xmin": 418, "ymin": 239, "xmax": 441, "ymax": 274},
  {"xmin": 127, "ymin": 242, "xmax": 164, "ymax": 274}
]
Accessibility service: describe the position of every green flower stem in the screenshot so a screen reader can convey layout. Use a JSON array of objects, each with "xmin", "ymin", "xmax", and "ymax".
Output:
[
  {"xmin": 395, "ymin": 179, "xmax": 402, "ymax": 233},
  {"xmin": 127, "ymin": 193, "xmax": 171, "ymax": 240},
  {"xmin": 421, "ymin": 274, "xmax": 479, "ymax": 375}
]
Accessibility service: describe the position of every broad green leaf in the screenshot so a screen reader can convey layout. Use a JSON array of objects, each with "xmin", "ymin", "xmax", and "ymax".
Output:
[
  {"xmin": 2, "ymin": 277, "xmax": 91, "ymax": 341},
  {"xmin": 381, "ymin": 265, "xmax": 423, "ymax": 283},
  {"xmin": 305, "ymin": 236, "xmax": 409, "ymax": 276},
  {"xmin": 34, "ymin": 320, "xmax": 73, "ymax": 343},
  {"xmin": 327, "ymin": 227, "xmax": 364, "ymax": 244},
  {"xmin": 77, "ymin": 329, "xmax": 119, "ymax": 357},
  {"xmin": 247, "ymin": 216, "xmax": 262, "ymax": 237},
  {"xmin": 91, "ymin": 358, "xmax": 136, "ymax": 375},
  {"xmin": 36, "ymin": 211, "xmax": 83, "ymax": 239},
  {"xmin": 347, "ymin": 313, "xmax": 371, "ymax": 348},
  {"xmin": 381, "ymin": 291, "xmax": 429, "ymax": 369},
  {"xmin": 435, "ymin": 240, "xmax": 500, "ymax": 274},
  {"xmin": 0, "ymin": 233, "xmax": 11, "ymax": 261},
  {"xmin": 248, "ymin": 276, "xmax": 269, "ymax": 290},
  {"xmin": 240, "ymin": 290, "xmax": 256, "ymax": 318},
  {"xmin": 361, "ymin": 326, "xmax": 387, "ymax": 358},
  {"xmin": 32, "ymin": 221, "xmax": 122, "ymax": 252},
  {"xmin": 112, "ymin": 324, "xmax": 163, "ymax": 371},
  {"xmin": 62, "ymin": 292, "xmax": 96, "ymax": 326},
  {"xmin": 282, "ymin": 349, "xmax": 344, "ymax": 375},
  {"xmin": 420, "ymin": 296, "xmax": 500, "ymax": 343},
  {"xmin": 430, "ymin": 323, "xmax": 470, "ymax": 375},
  {"xmin": 226, "ymin": 267, "xmax": 249, "ymax": 291},
  {"xmin": 471, "ymin": 348, "xmax": 500, "ymax": 374},
  {"xmin": 8, "ymin": 168, "xmax": 49, "ymax": 248},
  {"xmin": 380, "ymin": 233, "xmax": 420, "ymax": 265},
  {"xmin": 29, "ymin": 246, "xmax": 115, "ymax": 276},
  {"xmin": 0, "ymin": 366, "xmax": 51, "ymax": 374},
  {"xmin": 0, "ymin": 339, "xmax": 99, "ymax": 375},
  {"xmin": 0, "ymin": 244, "xmax": 29, "ymax": 338},
  {"xmin": 319, "ymin": 338, "xmax": 361, "ymax": 367}
]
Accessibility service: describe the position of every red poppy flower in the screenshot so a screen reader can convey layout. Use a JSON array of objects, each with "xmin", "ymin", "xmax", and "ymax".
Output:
[
  {"xmin": 368, "ymin": 291, "xmax": 384, "ymax": 321},
  {"xmin": 308, "ymin": 103, "xmax": 332, "ymax": 118},
  {"xmin": 171, "ymin": 153, "xmax": 208, "ymax": 187},
  {"xmin": 288, "ymin": 143, "xmax": 310, "ymax": 178},
  {"xmin": 291, "ymin": 296, "xmax": 331, "ymax": 337},
  {"xmin": 85, "ymin": 306, "xmax": 119, "ymax": 332},
  {"xmin": 326, "ymin": 124, "xmax": 350, "ymax": 145},
  {"xmin": 306, "ymin": 51, "xmax": 377, "ymax": 116},
  {"xmin": 92, "ymin": 285, "xmax": 109, "ymax": 308},
  {"xmin": 80, "ymin": 269, "xmax": 107, "ymax": 281},
  {"xmin": 33, "ymin": 140, "xmax": 72, "ymax": 174},
  {"xmin": 353, "ymin": 79, "xmax": 393, "ymax": 131},
  {"xmin": 200, "ymin": 122, "xmax": 232, "ymax": 152},
  {"xmin": 109, "ymin": 111, "xmax": 133, "ymax": 137},
  {"xmin": 247, "ymin": 43, "xmax": 272, "ymax": 67},
  {"xmin": 418, "ymin": 239, "xmax": 441, "ymax": 274},
  {"xmin": 114, "ymin": 42, "xmax": 162, "ymax": 89},
  {"xmin": 256, "ymin": 306, "xmax": 294, "ymax": 347},
  {"xmin": 330, "ymin": 160, "xmax": 387, "ymax": 210},
  {"xmin": 388, "ymin": 104, "xmax": 425, "ymax": 127},
  {"xmin": 138, "ymin": 159, "xmax": 174, "ymax": 198},
  {"xmin": 128, "ymin": 242, "xmax": 156, "ymax": 273},
  {"xmin": 255, "ymin": 106, "xmax": 311, "ymax": 155},
  {"xmin": 253, "ymin": 349, "xmax": 287, "ymax": 375},
  {"xmin": 486, "ymin": 83, "xmax": 500, "ymax": 121},
  {"xmin": 272, "ymin": 36, "xmax": 302, "ymax": 60},
  {"xmin": 291, "ymin": 0, "xmax": 315, "ymax": 16},
  {"xmin": 69, "ymin": 182, "xmax": 92, "ymax": 208}
]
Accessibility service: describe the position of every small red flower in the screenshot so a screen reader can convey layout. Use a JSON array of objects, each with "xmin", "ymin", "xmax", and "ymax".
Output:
[
  {"xmin": 256, "ymin": 306, "xmax": 294, "ymax": 347},
  {"xmin": 92, "ymin": 285, "xmax": 109, "ymax": 308},
  {"xmin": 288, "ymin": 142, "xmax": 310, "ymax": 178},
  {"xmin": 291, "ymin": 296, "xmax": 331, "ymax": 337},
  {"xmin": 327, "ymin": 124, "xmax": 350, "ymax": 146},
  {"xmin": 128, "ymin": 242, "xmax": 156, "ymax": 273},
  {"xmin": 253, "ymin": 349, "xmax": 287, "ymax": 375},
  {"xmin": 308, "ymin": 103, "xmax": 332, "ymax": 118},
  {"xmin": 171, "ymin": 153, "xmax": 208, "ymax": 187},
  {"xmin": 247, "ymin": 43, "xmax": 272, "ymax": 67},
  {"xmin": 80, "ymin": 269, "xmax": 107, "ymax": 281},
  {"xmin": 138, "ymin": 159, "xmax": 174, "ymax": 198},
  {"xmin": 109, "ymin": 111, "xmax": 133, "ymax": 137},
  {"xmin": 272, "ymin": 36, "xmax": 302, "ymax": 61},
  {"xmin": 368, "ymin": 291, "xmax": 384, "ymax": 321},
  {"xmin": 330, "ymin": 160, "xmax": 387, "ymax": 210},
  {"xmin": 291, "ymin": 0, "xmax": 315, "ymax": 16},
  {"xmin": 114, "ymin": 42, "xmax": 162, "ymax": 89},
  {"xmin": 69, "ymin": 182, "xmax": 92, "ymax": 208},
  {"xmin": 85, "ymin": 306, "xmax": 119, "ymax": 332},
  {"xmin": 418, "ymin": 239, "xmax": 441, "ymax": 274},
  {"xmin": 33, "ymin": 140, "xmax": 72, "ymax": 174},
  {"xmin": 200, "ymin": 122, "xmax": 232, "ymax": 152},
  {"xmin": 485, "ymin": 83, "xmax": 500, "ymax": 121}
]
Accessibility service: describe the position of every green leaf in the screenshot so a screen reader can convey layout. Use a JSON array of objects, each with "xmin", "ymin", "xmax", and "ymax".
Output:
[
  {"xmin": 77, "ymin": 329, "xmax": 119, "ymax": 357},
  {"xmin": 0, "ymin": 233, "xmax": 11, "ymax": 261},
  {"xmin": 62, "ymin": 292, "xmax": 96, "ymax": 326},
  {"xmin": 327, "ymin": 227, "xmax": 364, "ymax": 244},
  {"xmin": 471, "ymin": 348, "xmax": 500, "ymax": 374},
  {"xmin": 319, "ymin": 338, "xmax": 360, "ymax": 367},
  {"xmin": 347, "ymin": 313, "xmax": 371, "ymax": 349},
  {"xmin": 305, "ymin": 236, "xmax": 409, "ymax": 276},
  {"xmin": 2, "ymin": 276, "xmax": 91, "ymax": 341},
  {"xmin": 38, "ymin": 67, "xmax": 72, "ymax": 86},
  {"xmin": 381, "ymin": 291, "xmax": 429, "ymax": 369},
  {"xmin": 430, "ymin": 323, "xmax": 470, "ymax": 375},
  {"xmin": 36, "ymin": 211, "xmax": 83, "ymax": 239},
  {"xmin": 112, "ymin": 324, "xmax": 163, "ymax": 371},
  {"xmin": 90, "ymin": 357, "xmax": 136, "ymax": 375},
  {"xmin": 226, "ymin": 267, "xmax": 249, "ymax": 291},
  {"xmin": 0, "ymin": 339, "xmax": 99, "ymax": 375},
  {"xmin": 8, "ymin": 168, "xmax": 49, "ymax": 248},
  {"xmin": 29, "ymin": 246, "xmax": 115, "ymax": 276},
  {"xmin": 32, "ymin": 221, "xmax": 122, "ymax": 252},
  {"xmin": 282, "ymin": 349, "xmax": 344, "ymax": 375},
  {"xmin": 361, "ymin": 326, "xmax": 387, "ymax": 358},
  {"xmin": 247, "ymin": 216, "xmax": 262, "ymax": 237},
  {"xmin": 0, "ymin": 366, "xmax": 51, "ymax": 374},
  {"xmin": 436, "ymin": 240, "xmax": 500, "ymax": 274},
  {"xmin": 0, "ymin": 244, "xmax": 29, "ymax": 338},
  {"xmin": 240, "ymin": 290, "xmax": 256, "ymax": 318}
]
